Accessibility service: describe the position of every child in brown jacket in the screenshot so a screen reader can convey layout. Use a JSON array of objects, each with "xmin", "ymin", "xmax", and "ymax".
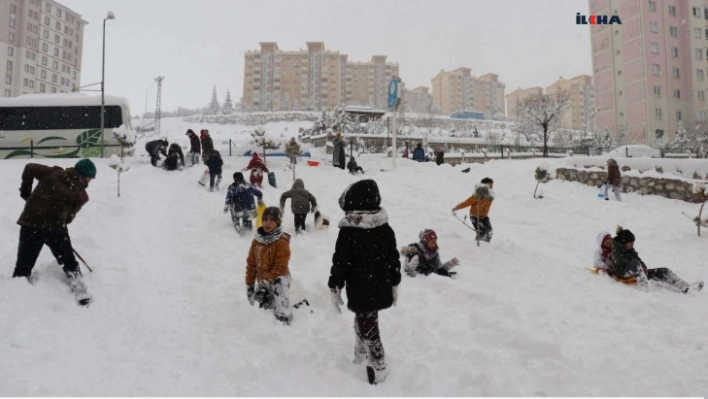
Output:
[
  {"xmin": 452, "ymin": 177, "xmax": 495, "ymax": 242},
  {"xmin": 246, "ymin": 207, "xmax": 293, "ymax": 325}
]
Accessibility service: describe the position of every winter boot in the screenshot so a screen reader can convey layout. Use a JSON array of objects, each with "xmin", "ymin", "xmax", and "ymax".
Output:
[
  {"xmin": 366, "ymin": 364, "xmax": 389, "ymax": 385},
  {"xmin": 65, "ymin": 270, "xmax": 91, "ymax": 306}
]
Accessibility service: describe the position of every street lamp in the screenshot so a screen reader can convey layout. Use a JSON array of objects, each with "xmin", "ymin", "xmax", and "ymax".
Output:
[{"xmin": 100, "ymin": 11, "xmax": 115, "ymax": 158}]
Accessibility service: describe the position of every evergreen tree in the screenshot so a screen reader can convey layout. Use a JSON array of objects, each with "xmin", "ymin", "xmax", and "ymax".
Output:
[
  {"xmin": 672, "ymin": 121, "xmax": 689, "ymax": 151},
  {"xmin": 222, "ymin": 90, "xmax": 233, "ymax": 114},
  {"xmin": 208, "ymin": 86, "xmax": 220, "ymax": 115}
]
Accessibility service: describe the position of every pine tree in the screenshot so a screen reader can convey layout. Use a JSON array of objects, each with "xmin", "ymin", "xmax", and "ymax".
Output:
[
  {"xmin": 672, "ymin": 121, "xmax": 689, "ymax": 151},
  {"xmin": 209, "ymin": 86, "xmax": 220, "ymax": 115},
  {"xmin": 222, "ymin": 90, "xmax": 233, "ymax": 114}
]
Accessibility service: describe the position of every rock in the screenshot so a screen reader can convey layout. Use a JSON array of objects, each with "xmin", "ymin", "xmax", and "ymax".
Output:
[
  {"xmin": 630, "ymin": 178, "xmax": 640, "ymax": 187},
  {"xmin": 590, "ymin": 173, "xmax": 598, "ymax": 180},
  {"xmin": 621, "ymin": 166, "xmax": 632, "ymax": 172},
  {"xmin": 647, "ymin": 180, "xmax": 655, "ymax": 187},
  {"xmin": 666, "ymin": 183, "xmax": 675, "ymax": 190},
  {"xmin": 676, "ymin": 185, "xmax": 685, "ymax": 193},
  {"xmin": 655, "ymin": 167, "xmax": 664, "ymax": 174},
  {"xmin": 669, "ymin": 191, "xmax": 684, "ymax": 200}
]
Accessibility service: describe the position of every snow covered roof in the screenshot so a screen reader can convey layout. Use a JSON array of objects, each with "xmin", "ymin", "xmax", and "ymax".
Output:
[{"xmin": 0, "ymin": 93, "xmax": 131, "ymax": 108}]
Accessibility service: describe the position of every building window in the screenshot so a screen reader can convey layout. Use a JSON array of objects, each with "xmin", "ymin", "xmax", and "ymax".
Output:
[
  {"xmin": 676, "ymin": 111, "xmax": 682, "ymax": 120},
  {"xmin": 51, "ymin": 87, "xmax": 56, "ymax": 93},
  {"xmin": 693, "ymin": 7, "xmax": 701, "ymax": 17},
  {"xmin": 24, "ymin": 65, "xmax": 29, "ymax": 73},
  {"xmin": 52, "ymin": 60, "xmax": 58, "ymax": 70},
  {"xmin": 44, "ymin": 16, "xmax": 49, "ymax": 25},
  {"xmin": 656, "ymin": 108, "xmax": 662, "ymax": 118},
  {"xmin": 697, "ymin": 48, "xmax": 704, "ymax": 60},
  {"xmin": 43, "ymin": 30, "xmax": 49, "ymax": 39},
  {"xmin": 5, "ymin": 75, "xmax": 11, "ymax": 85},
  {"xmin": 55, "ymin": 21, "xmax": 61, "ymax": 31},
  {"xmin": 46, "ymin": 2, "xmax": 51, "ymax": 12},
  {"xmin": 51, "ymin": 74, "xmax": 57, "ymax": 83},
  {"xmin": 700, "ymin": 111, "xmax": 707, "ymax": 121},
  {"xmin": 674, "ymin": 89, "xmax": 681, "ymax": 99},
  {"xmin": 8, "ymin": 32, "xmax": 14, "ymax": 42},
  {"xmin": 698, "ymin": 69, "xmax": 705, "ymax": 80},
  {"xmin": 41, "ymin": 56, "xmax": 47, "ymax": 66},
  {"xmin": 29, "ymin": 80, "xmax": 34, "ymax": 89},
  {"xmin": 7, "ymin": 46, "xmax": 13, "ymax": 56},
  {"xmin": 23, "ymin": 78, "xmax": 28, "ymax": 87},
  {"xmin": 651, "ymin": 42, "xmax": 659, "ymax": 53},
  {"xmin": 653, "ymin": 86, "xmax": 661, "ymax": 96},
  {"xmin": 54, "ymin": 34, "xmax": 60, "ymax": 44},
  {"xmin": 673, "ymin": 67, "xmax": 680, "ymax": 79},
  {"xmin": 652, "ymin": 64, "xmax": 661, "ymax": 75},
  {"xmin": 695, "ymin": 28, "xmax": 702, "ymax": 38},
  {"xmin": 649, "ymin": 1, "xmax": 656, "ymax": 12},
  {"xmin": 669, "ymin": 5, "xmax": 676, "ymax": 16},
  {"xmin": 39, "ymin": 83, "xmax": 45, "ymax": 92},
  {"xmin": 41, "ymin": 70, "xmax": 46, "ymax": 78},
  {"xmin": 670, "ymin": 26, "xmax": 678, "ymax": 37},
  {"xmin": 53, "ymin": 48, "xmax": 59, "ymax": 56},
  {"xmin": 671, "ymin": 47, "xmax": 679, "ymax": 57},
  {"xmin": 700, "ymin": 90, "xmax": 706, "ymax": 100}
]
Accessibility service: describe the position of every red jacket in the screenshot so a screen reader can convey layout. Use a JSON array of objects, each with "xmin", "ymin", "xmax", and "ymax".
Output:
[{"xmin": 247, "ymin": 155, "xmax": 268, "ymax": 172}]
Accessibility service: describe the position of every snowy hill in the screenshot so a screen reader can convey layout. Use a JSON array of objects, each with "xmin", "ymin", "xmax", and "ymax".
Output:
[{"xmin": 1, "ymin": 151, "xmax": 706, "ymax": 395}]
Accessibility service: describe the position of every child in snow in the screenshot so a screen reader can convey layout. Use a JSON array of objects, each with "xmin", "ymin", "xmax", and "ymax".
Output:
[
  {"xmin": 347, "ymin": 156, "xmax": 365, "ymax": 174},
  {"xmin": 328, "ymin": 179, "xmax": 401, "ymax": 385},
  {"xmin": 206, "ymin": 150, "xmax": 223, "ymax": 192},
  {"xmin": 451, "ymin": 177, "xmax": 495, "ymax": 242},
  {"xmin": 612, "ymin": 226, "xmax": 701, "ymax": 293},
  {"xmin": 186, "ymin": 129, "xmax": 201, "ymax": 166},
  {"xmin": 145, "ymin": 139, "xmax": 168, "ymax": 167},
  {"xmin": 604, "ymin": 158, "xmax": 622, "ymax": 201},
  {"xmin": 224, "ymin": 172, "xmax": 264, "ymax": 232},
  {"xmin": 200, "ymin": 129, "xmax": 214, "ymax": 164},
  {"xmin": 162, "ymin": 143, "xmax": 185, "ymax": 171},
  {"xmin": 401, "ymin": 229, "xmax": 459, "ymax": 278},
  {"xmin": 244, "ymin": 153, "xmax": 269, "ymax": 188},
  {"xmin": 279, "ymin": 178, "xmax": 317, "ymax": 234},
  {"xmin": 593, "ymin": 231, "xmax": 614, "ymax": 275},
  {"xmin": 246, "ymin": 207, "xmax": 293, "ymax": 325}
]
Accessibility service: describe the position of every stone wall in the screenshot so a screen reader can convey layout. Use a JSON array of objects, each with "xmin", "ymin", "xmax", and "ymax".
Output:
[{"xmin": 555, "ymin": 167, "xmax": 705, "ymax": 203}]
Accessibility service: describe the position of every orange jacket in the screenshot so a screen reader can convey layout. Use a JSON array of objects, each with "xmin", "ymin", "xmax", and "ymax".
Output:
[
  {"xmin": 453, "ymin": 184, "xmax": 495, "ymax": 218},
  {"xmin": 246, "ymin": 230, "xmax": 291, "ymax": 285}
]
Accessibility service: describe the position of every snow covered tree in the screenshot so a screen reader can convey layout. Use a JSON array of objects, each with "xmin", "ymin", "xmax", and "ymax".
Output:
[
  {"xmin": 615, "ymin": 125, "xmax": 628, "ymax": 147},
  {"xmin": 222, "ymin": 90, "xmax": 233, "ymax": 114},
  {"xmin": 692, "ymin": 122, "xmax": 708, "ymax": 158},
  {"xmin": 421, "ymin": 98, "xmax": 440, "ymax": 137},
  {"xmin": 331, "ymin": 107, "xmax": 353, "ymax": 133},
  {"xmin": 208, "ymin": 86, "xmax": 220, "ymax": 115},
  {"xmin": 518, "ymin": 89, "xmax": 569, "ymax": 157},
  {"xmin": 251, "ymin": 127, "xmax": 280, "ymax": 163},
  {"xmin": 602, "ymin": 128, "xmax": 614, "ymax": 153}
]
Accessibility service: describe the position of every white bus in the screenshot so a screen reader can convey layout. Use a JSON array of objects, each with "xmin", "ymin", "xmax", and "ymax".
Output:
[{"xmin": 0, "ymin": 93, "xmax": 136, "ymax": 159}]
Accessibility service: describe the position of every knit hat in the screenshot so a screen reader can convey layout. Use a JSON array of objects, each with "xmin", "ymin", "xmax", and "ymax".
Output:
[
  {"xmin": 338, "ymin": 179, "xmax": 381, "ymax": 212},
  {"xmin": 186, "ymin": 129, "xmax": 195, "ymax": 135},
  {"xmin": 74, "ymin": 159, "xmax": 96, "ymax": 179},
  {"xmin": 419, "ymin": 229, "xmax": 437, "ymax": 243},
  {"xmin": 262, "ymin": 207, "xmax": 281, "ymax": 226},
  {"xmin": 233, "ymin": 172, "xmax": 244, "ymax": 183},
  {"xmin": 615, "ymin": 226, "xmax": 635, "ymax": 244}
]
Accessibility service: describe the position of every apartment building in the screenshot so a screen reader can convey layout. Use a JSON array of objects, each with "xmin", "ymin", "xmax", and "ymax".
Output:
[
  {"xmin": 403, "ymin": 86, "xmax": 432, "ymax": 113},
  {"xmin": 505, "ymin": 86, "xmax": 543, "ymax": 120},
  {"xmin": 591, "ymin": 0, "xmax": 708, "ymax": 143},
  {"xmin": 431, "ymin": 67, "xmax": 506, "ymax": 119},
  {"xmin": 546, "ymin": 75, "xmax": 595, "ymax": 131},
  {"xmin": 241, "ymin": 42, "xmax": 399, "ymax": 112},
  {"xmin": 1, "ymin": 0, "xmax": 88, "ymax": 97}
]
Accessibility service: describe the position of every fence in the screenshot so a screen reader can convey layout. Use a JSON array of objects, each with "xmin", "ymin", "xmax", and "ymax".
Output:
[{"xmin": 0, "ymin": 140, "xmax": 124, "ymax": 160}]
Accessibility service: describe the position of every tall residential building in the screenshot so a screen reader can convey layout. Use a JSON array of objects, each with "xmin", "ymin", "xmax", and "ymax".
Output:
[
  {"xmin": 1, "ymin": 0, "xmax": 87, "ymax": 97},
  {"xmin": 241, "ymin": 42, "xmax": 399, "ymax": 112},
  {"xmin": 431, "ymin": 67, "xmax": 506, "ymax": 119},
  {"xmin": 591, "ymin": 0, "xmax": 708, "ymax": 144},
  {"xmin": 546, "ymin": 75, "xmax": 595, "ymax": 131},
  {"xmin": 505, "ymin": 86, "xmax": 543, "ymax": 120},
  {"xmin": 403, "ymin": 86, "xmax": 432, "ymax": 113}
]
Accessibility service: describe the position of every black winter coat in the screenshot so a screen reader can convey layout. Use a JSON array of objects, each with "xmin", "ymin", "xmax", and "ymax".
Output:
[
  {"xmin": 328, "ymin": 208, "xmax": 401, "ymax": 313},
  {"xmin": 206, "ymin": 151, "xmax": 223, "ymax": 174},
  {"xmin": 145, "ymin": 140, "xmax": 167, "ymax": 157},
  {"xmin": 189, "ymin": 135, "xmax": 201, "ymax": 153}
]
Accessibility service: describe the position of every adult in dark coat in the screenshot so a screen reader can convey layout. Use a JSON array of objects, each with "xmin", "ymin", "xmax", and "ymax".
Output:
[
  {"xmin": 435, "ymin": 147, "xmax": 445, "ymax": 166},
  {"xmin": 332, "ymin": 132, "xmax": 346, "ymax": 170},
  {"xmin": 145, "ymin": 139, "xmax": 168, "ymax": 167},
  {"xmin": 328, "ymin": 179, "xmax": 401, "ymax": 384},
  {"xmin": 206, "ymin": 150, "xmax": 223, "ymax": 192},
  {"xmin": 279, "ymin": 178, "xmax": 317, "ymax": 233},
  {"xmin": 186, "ymin": 129, "xmax": 201, "ymax": 166},
  {"xmin": 412, "ymin": 143, "xmax": 425, "ymax": 162},
  {"xmin": 162, "ymin": 143, "xmax": 185, "ymax": 171},
  {"xmin": 13, "ymin": 159, "xmax": 96, "ymax": 303},
  {"xmin": 200, "ymin": 129, "xmax": 214, "ymax": 164}
]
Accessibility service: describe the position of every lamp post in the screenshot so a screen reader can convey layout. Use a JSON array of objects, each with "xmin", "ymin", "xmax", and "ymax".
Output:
[{"xmin": 100, "ymin": 11, "xmax": 115, "ymax": 158}]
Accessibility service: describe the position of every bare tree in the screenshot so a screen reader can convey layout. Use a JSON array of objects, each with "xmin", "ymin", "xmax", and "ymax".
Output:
[
  {"xmin": 421, "ymin": 98, "xmax": 441, "ymax": 137},
  {"xmin": 518, "ymin": 89, "xmax": 569, "ymax": 157}
]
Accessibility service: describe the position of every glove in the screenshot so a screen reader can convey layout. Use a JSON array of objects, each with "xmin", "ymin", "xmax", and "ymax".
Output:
[
  {"xmin": 20, "ymin": 188, "xmax": 30, "ymax": 201},
  {"xmin": 279, "ymin": 206, "xmax": 285, "ymax": 215},
  {"xmin": 223, "ymin": 206, "xmax": 229, "ymax": 214},
  {"xmin": 257, "ymin": 199, "xmax": 265, "ymax": 206},
  {"xmin": 392, "ymin": 286, "xmax": 398, "ymax": 306},
  {"xmin": 330, "ymin": 287, "xmax": 344, "ymax": 313},
  {"xmin": 447, "ymin": 257, "xmax": 460, "ymax": 267},
  {"xmin": 247, "ymin": 285, "xmax": 255, "ymax": 306}
]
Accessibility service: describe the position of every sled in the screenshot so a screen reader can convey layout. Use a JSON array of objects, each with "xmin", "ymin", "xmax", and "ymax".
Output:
[
  {"xmin": 307, "ymin": 160, "xmax": 320, "ymax": 167},
  {"xmin": 255, "ymin": 203, "xmax": 267, "ymax": 228},
  {"xmin": 268, "ymin": 172, "xmax": 277, "ymax": 188},
  {"xmin": 586, "ymin": 267, "xmax": 637, "ymax": 284},
  {"xmin": 198, "ymin": 169, "xmax": 210, "ymax": 186}
]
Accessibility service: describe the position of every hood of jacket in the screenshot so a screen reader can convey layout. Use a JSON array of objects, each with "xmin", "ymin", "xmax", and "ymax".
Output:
[
  {"xmin": 338, "ymin": 208, "xmax": 388, "ymax": 229},
  {"xmin": 292, "ymin": 179, "xmax": 304, "ymax": 190},
  {"xmin": 596, "ymin": 231, "xmax": 612, "ymax": 249},
  {"xmin": 475, "ymin": 183, "xmax": 495, "ymax": 200}
]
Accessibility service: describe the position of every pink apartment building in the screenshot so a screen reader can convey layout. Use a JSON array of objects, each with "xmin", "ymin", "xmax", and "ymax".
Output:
[{"xmin": 591, "ymin": 0, "xmax": 708, "ymax": 144}]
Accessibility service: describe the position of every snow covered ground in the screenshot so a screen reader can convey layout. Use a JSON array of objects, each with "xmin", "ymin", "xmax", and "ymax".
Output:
[{"xmin": 1, "ymin": 142, "xmax": 707, "ymax": 395}]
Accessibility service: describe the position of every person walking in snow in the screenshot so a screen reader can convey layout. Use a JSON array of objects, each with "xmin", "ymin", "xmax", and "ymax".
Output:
[
  {"xmin": 244, "ymin": 152, "xmax": 268, "ymax": 188},
  {"xmin": 412, "ymin": 142, "xmax": 425, "ymax": 162},
  {"xmin": 224, "ymin": 172, "xmax": 263, "ymax": 233},
  {"xmin": 435, "ymin": 147, "xmax": 445, "ymax": 166},
  {"xmin": 612, "ymin": 226, "xmax": 701, "ymax": 293},
  {"xmin": 145, "ymin": 138, "xmax": 168, "ymax": 167},
  {"xmin": 186, "ymin": 129, "xmax": 201, "ymax": 166},
  {"xmin": 593, "ymin": 231, "xmax": 614, "ymax": 275},
  {"xmin": 285, "ymin": 137, "xmax": 301, "ymax": 166},
  {"xmin": 332, "ymin": 132, "xmax": 346, "ymax": 170},
  {"xmin": 452, "ymin": 177, "xmax": 495, "ymax": 242},
  {"xmin": 246, "ymin": 207, "xmax": 293, "ymax": 325},
  {"xmin": 401, "ymin": 229, "xmax": 460, "ymax": 278},
  {"xmin": 604, "ymin": 158, "xmax": 622, "ymax": 201},
  {"xmin": 279, "ymin": 178, "xmax": 317, "ymax": 234},
  {"xmin": 347, "ymin": 156, "xmax": 365, "ymax": 174},
  {"xmin": 162, "ymin": 143, "xmax": 185, "ymax": 171},
  {"xmin": 200, "ymin": 129, "xmax": 214, "ymax": 164},
  {"xmin": 206, "ymin": 150, "xmax": 223, "ymax": 192},
  {"xmin": 13, "ymin": 159, "xmax": 97, "ymax": 305},
  {"xmin": 328, "ymin": 179, "xmax": 401, "ymax": 385}
]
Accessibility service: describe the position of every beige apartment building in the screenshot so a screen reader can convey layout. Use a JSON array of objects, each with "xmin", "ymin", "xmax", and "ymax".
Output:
[
  {"xmin": 431, "ymin": 67, "xmax": 506, "ymax": 119},
  {"xmin": 403, "ymin": 86, "xmax": 432, "ymax": 113},
  {"xmin": 1, "ymin": 0, "xmax": 87, "ymax": 97},
  {"xmin": 505, "ymin": 86, "xmax": 543, "ymax": 120},
  {"xmin": 546, "ymin": 75, "xmax": 595, "ymax": 131},
  {"xmin": 242, "ymin": 42, "xmax": 399, "ymax": 112}
]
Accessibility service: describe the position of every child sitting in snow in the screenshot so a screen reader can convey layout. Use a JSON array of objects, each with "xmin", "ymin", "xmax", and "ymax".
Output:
[
  {"xmin": 279, "ymin": 178, "xmax": 318, "ymax": 234},
  {"xmin": 246, "ymin": 207, "xmax": 293, "ymax": 324},
  {"xmin": 224, "ymin": 172, "xmax": 263, "ymax": 233},
  {"xmin": 451, "ymin": 177, "xmax": 495, "ymax": 242},
  {"xmin": 401, "ymin": 229, "xmax": 459, "ymax": 278},
  {"xmin": 593, "ymin": 231, "xmax": 614, "ymax": 275},
  {"xmin": 347, "ymin": 156, "xmax": 365, "ymax": 174}
]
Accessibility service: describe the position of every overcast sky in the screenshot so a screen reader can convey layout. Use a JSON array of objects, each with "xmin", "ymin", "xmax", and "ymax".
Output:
[{"xmin": 60, "ymin": 0, "xmax": 591, "ymax": 114}]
